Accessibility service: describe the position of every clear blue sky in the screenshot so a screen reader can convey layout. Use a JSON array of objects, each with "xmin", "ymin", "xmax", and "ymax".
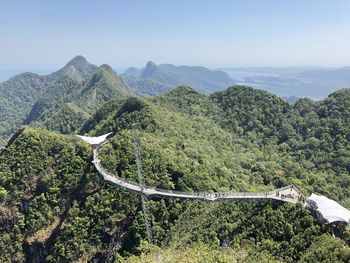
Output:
[{"xmin": 1, "ymin": 0, "xmax": 350, "ymax": 71}]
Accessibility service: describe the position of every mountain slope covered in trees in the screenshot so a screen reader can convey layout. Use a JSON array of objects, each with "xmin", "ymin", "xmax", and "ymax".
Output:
[
  {"xmin": 0, "ymin": 73, "xmax": 47, "ymax": 146},
  {"xmin": 122, "ymin": 61, "xmax": 234, "ymax": 96},
  {"xmin": 1, "ymin": 86, "xmax": 350, "ymax": 262},
  {"xmin": 24, "ymin": 63, "xmax": 131, "ymax": 134},
  {"xmin": 0, "ymin": 57, "xmax": 236, "ymax": 147},
  {"xmin": 0, "ymin": 56, "xmax": 131, "ymax": 146}
]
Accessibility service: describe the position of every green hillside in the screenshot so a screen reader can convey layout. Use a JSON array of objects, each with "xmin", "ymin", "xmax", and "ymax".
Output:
[
  {"xmin": 24, "ymin": 62, "xmax": 131, "ymax": 135},
  {"xmin": 0, "ymin": 56, "xmax": 130, "ymax": 146},
  {"xmin": 76, "ymin": 64, "xmax": 131, "ymax": 113},
  {"xmin": 47, "ymin": 55, "xmax": 97, "ymax": 83},
  {"xmin": 1, "ymin": 86, "xmax": 350, "ymax": 262},
  {"xmin": 0, "ymin": 73, "xmax": 47, "ymax": 146},
  {"xmin": 0, "ymin": 56, "xmax": 96, "ymax": 146},
  {"xmin": 122, "ymin": 61, "xmax": 234, "ymax": 96},
  {"xmin": 0, "ymin": 58, "xmax": 234, "ymax": 146}
]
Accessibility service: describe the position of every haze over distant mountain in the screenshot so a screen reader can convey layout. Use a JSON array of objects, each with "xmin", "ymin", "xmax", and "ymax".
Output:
[
  {"xmin": 220, "ymin": 66, "xmax": 350, "ymax": 98},
  {"xmin": 122, "ymin": 61, "xmax": 234, "ymax": 96},
  {"xmin": 296, "ymin": 66, "xmax": 350, "ymax": 81},
  {"xmin": 220, "ymin": 66, "xmax": 332, "ymax": 77}
]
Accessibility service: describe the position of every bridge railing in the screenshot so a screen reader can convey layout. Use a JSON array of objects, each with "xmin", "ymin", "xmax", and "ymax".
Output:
[
  {"xmin": 97, "ymin": 161, "xmax": 277, "ymax": 198},
  {"xmin": 94, "ymin": 150, "xmax": 301, "ymax": 201}
]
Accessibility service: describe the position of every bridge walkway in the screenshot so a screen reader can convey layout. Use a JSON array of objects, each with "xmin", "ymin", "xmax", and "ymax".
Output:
[{"xmin": 92, "ymin": 147, "xmax": 304, "ymax": 204}]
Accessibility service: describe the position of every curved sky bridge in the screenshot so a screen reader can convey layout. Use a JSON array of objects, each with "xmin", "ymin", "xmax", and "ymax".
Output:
[
  {"xmin": 77, "ymin": 133, "xmax": 305, "ymax": 204},
  {"xmin": 77, "ymin": 133, "xmax": 350, "ymax": 226}
]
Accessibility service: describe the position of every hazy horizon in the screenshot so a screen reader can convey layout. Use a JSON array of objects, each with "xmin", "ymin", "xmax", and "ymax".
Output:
[
  {"xmin": 0, "ymin": 55, "xmax": 343, "ymax": 83},
  {"xmin": 0, "ymin": 56, "xmax": 340, "ymax": 83},
  {"xmin": 2, "ymin": 0, "xmax": 350, "ymax": 70}
]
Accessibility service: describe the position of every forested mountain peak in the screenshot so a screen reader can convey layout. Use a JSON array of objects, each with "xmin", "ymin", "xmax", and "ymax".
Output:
[
  {"xmin": 65, "ymin": 55, "xmax": 90, "ymax": 68},
  {"xmin": 141, "ymin": 61, "xmax": 159, "ymax": 78},
  {"xmin": 209, "ymin": 86, "xmax": 289, "ymax": 141},
  {"xmin": 76, "ymin": 63, "xmax": 131, "ymax": 113},
  {"xmin": 20, "ymin": 61, "xmax": 131, "ymax": 137},
  {"xmin": 210, "ymin": 85, "xmax": 289, "ymax": 115},
  {"xmin": 152, "ymin": 85, "xmax": 222, "ymax": 118},
  {"xmin": 121, "ymin": 61, "xmax": 235, "ymax": 96},
  {"xmin": 47, "ymin": 55, "xmax": 97, "ymax": 83},
  {"xmin": 124, "ymin": 66, "xmax": 142, "ymax": 78},
  {"xmin": 213, "ymin": 85, "xmax": 287, "ymax": 101},
  {"xmin": 63, "ymin": 55, "xmax": 96, "ymax": 75},
  {"xmin": 88, "ymin": 64, "xmax": 117, "ymax": 83},
  {"xmin": 97, "ymin": 63, "xmax": 115, "ymax": 73},
  {"xmin": 165, "ymin": 85, "xmax": 200, "ymax": 95},
  {"xmin": 326, "ymin": 88, "xmax": 350, "ymax": 100},
  {"xmin": 82, "ymin": 63, "xmax": 130, "ymax": 97},
  {"xmin": 314, "ymin": 88, "xmax": 350, "ymax": 121}
]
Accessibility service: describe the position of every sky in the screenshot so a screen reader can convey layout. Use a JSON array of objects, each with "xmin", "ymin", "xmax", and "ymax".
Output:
[{"xmin": 1, "ymin": 0, "xmax": 350, "ymax": 72}]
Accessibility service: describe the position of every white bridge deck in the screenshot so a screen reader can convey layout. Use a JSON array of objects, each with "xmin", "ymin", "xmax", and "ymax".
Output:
[
  {"xmin": 77, "ymin": 133, "xmax": 350, "ymax": 226},
  {"xmin": 92, "ymin": 146, "xmax": 304, "ymax": 203}
]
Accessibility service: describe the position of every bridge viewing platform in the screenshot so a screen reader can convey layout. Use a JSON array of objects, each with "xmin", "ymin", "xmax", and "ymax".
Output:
[{"xmin": 77, "ymin": 132, "xmax": 350, "ymax": 227}]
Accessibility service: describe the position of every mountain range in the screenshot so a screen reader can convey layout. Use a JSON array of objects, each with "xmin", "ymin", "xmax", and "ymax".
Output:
[
  {"xmin": 1, "ymin": 55, "xmax": 350, "ymax": 262},
  {"xmin": 23, "ymin": 62, "xmax": 130, "ymax": 134},
  {"xmin": 121, "ymin": 61, "xmax": 234, "ymax": 96},
  {"xmin": 1, "ymin": 84, "xmax": 350, "ymax": 262},
  {"xmin": 0, "ymin": 56, "xmax": 234, "ymax": 146},
  {"xmin": 0, "ymin": 55, "xmax": 127, "ymax": 146}
]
